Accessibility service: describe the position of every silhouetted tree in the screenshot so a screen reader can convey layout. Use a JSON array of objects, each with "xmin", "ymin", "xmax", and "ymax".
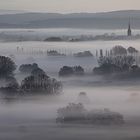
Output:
[
  {"xmin": 47, "ymin": 50, "xmax": 66, "ymax": 56},
  {"xmin": 111, "ymin": 46, "xmax": 127, "ymax": 56},
  {"xmin": 57, "ymin": 103, "xmax": 87, "ymax": 121},
  {"xmin": 59, "ymin": 66, "xmax": 85, "ymax": 76},
  {"xmin": 0, "ymin": 76, "xmax": 19, "ymax": 93},
  {"xmin": 57, "ymin": 103, "xmax": 124, "ymax": 125},
  {"xmin": 31, "ymin": 67, "xmax": 46, "ymax": 76},
  {"xmin": 127, "ymin": 47, "xmax": 138, "ymax": 54},
  {"xmin": 59, "ymin": 66, "xmax": 74, "ymax": 76},
  {"xmin": 74, "ymin": 51, "xmax": 93, "ymax": 57},
  {"xmin": 73, "ymin": 66, "xmax": 84, "ymax": 75},
  {"xmin": 0, "ymin": 56, "xmax": 16, "ymax": 78},
  {"xmin": 94, "ymin": 56, "xmax": 135, "ymax": 74},
  {"xmin": 19, "ymin": 63, "xmax": 38, "ymax": 73},
  {"xmin": 94, "ymin": 63, "xmax": 121, "ymax": 74},
  {"xmin": 21, "ymin": 73, "xmax": 62, "ymax": 94}
]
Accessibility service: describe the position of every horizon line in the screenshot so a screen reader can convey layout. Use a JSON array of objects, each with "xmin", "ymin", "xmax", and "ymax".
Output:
[{"xmin": 0, "ymin": 9, "xmax": 140, "ymax": 14}]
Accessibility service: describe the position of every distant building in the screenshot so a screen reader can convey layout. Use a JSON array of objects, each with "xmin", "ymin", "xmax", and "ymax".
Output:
[{"xmin": 127, "ymin": 21, "xmax": 132, "ymax": 36}]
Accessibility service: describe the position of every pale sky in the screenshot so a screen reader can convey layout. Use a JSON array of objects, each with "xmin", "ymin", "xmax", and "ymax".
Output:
[{"xmin": 1, "ymin": 0, "xmax": 140, "ymax": 13}]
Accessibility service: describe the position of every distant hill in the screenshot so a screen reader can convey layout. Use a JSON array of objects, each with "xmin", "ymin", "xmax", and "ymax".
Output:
[
  {"xmin": 0, "ymin": 10, "xmax": 140, "ymax": 29},
  {"xmin": 0, "ymin": 10, "xmax": 26, "ymax": 15}
]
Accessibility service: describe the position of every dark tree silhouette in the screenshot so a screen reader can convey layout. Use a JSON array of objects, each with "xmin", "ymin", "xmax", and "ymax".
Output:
[
  {"xmin": 74, "ymin": 51, "xmax": 93, "ymax": 57},
  {"xmin": 57, "ymin": 103, "xmax": 124, "ymax": 125},
  {"xmin": 127, "ymin": 47, "xmax": 138, "ymax": 54},
  {"xmin": 57, "ymin": 103, "xmax": 87, "ymax": 122},
  {"xmin": 73, "ymin": 66, "xmax": 84, "ymax": 75},
  {"xmin": 31, "ymin": 67, "xmax": 46, "ymax": 76},
  {"xmin": 19, "ymin": 63, "xmax": 38, "ymax": 73},
  {"xmin": 59, "ymin": 66, "xmax": 74, "ymax": 76},
  {"xmin": 59, "ymin": 66, "xmax": 85, "ymax": 76},
  {"xmin": 0, "ymin": 76, "xmax": 19, "ymax": 93},
  {"xmin": 94, "ymin": 63, "xmax": 121, "ymax": 74},
  {"xmin": 47, "ymin": 50, "xmax": 66, "ymax": 56},
  {"xmin": 0, "ymin": 60, "xmax": 62, "ymax": 95},
  {"xmin": 111, "ymin": 46, "xmax": 127, "ymax": 56},
  {"xmin": 21, "ymin": 73, "xmax": 62, "ymax": 94},
  {"xmin": 94, "ymin": 56, "xmax": 135, "ymax": 74},
  {"xmin": 0, "ymin": 56, "xmax": 16, "ymax": 78}
]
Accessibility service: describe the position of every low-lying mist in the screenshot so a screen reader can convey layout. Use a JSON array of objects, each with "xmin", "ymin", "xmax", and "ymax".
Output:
[{"xmin": 0, "ymin": 31, "xmax": 140, "ymax": 139}]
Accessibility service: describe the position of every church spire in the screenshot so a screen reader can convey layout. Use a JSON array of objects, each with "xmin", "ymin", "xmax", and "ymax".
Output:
[{"xmin": 127, "ymin": 19, "xmax": 132, "ymax": 36}]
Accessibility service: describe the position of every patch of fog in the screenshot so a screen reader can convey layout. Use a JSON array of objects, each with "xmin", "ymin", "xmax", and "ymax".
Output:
[
  {"xmin": 0, "ymin": 32, "xmax": 140, "ymax": 139},
  {"xmin": 0, "ymin": 80, "xmax": 140, "ymax": 140},
  {"xmin": 1, "ymin": 40, "xmax": 140, "ymax": 75},
  {"xmin": 0, "ymin": 40, "xmax": 140, "ymax": 119},
  {"xmin": 0, "ymin": 84, "xmax": 140, "ymax": 123}
]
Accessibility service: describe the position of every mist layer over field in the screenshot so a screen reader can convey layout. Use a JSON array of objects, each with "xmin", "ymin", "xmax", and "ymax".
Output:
[{"xmin": 0, "ymin": 29, "xmax": 140, "ymax": 140}]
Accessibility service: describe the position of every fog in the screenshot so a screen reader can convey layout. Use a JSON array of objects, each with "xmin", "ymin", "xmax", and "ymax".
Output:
[
  {"xmin": 0, "ymin": 29, "xmax": 140, "ymax": 140},
  {"xmin": 1, "ymin": 28, "xmax": 140, "ymax": 42}
]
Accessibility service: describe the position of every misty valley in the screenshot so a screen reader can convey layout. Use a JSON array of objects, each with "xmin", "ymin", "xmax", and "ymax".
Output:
[{"xmin": 0, "ymin": 29, "xmax": 140, "ymax": 140}]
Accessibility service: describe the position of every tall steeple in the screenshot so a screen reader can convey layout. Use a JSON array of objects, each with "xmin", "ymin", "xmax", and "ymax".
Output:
[{"xmin": 127, "ymin": 20, "xmax": 132, "ymax": 36}]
